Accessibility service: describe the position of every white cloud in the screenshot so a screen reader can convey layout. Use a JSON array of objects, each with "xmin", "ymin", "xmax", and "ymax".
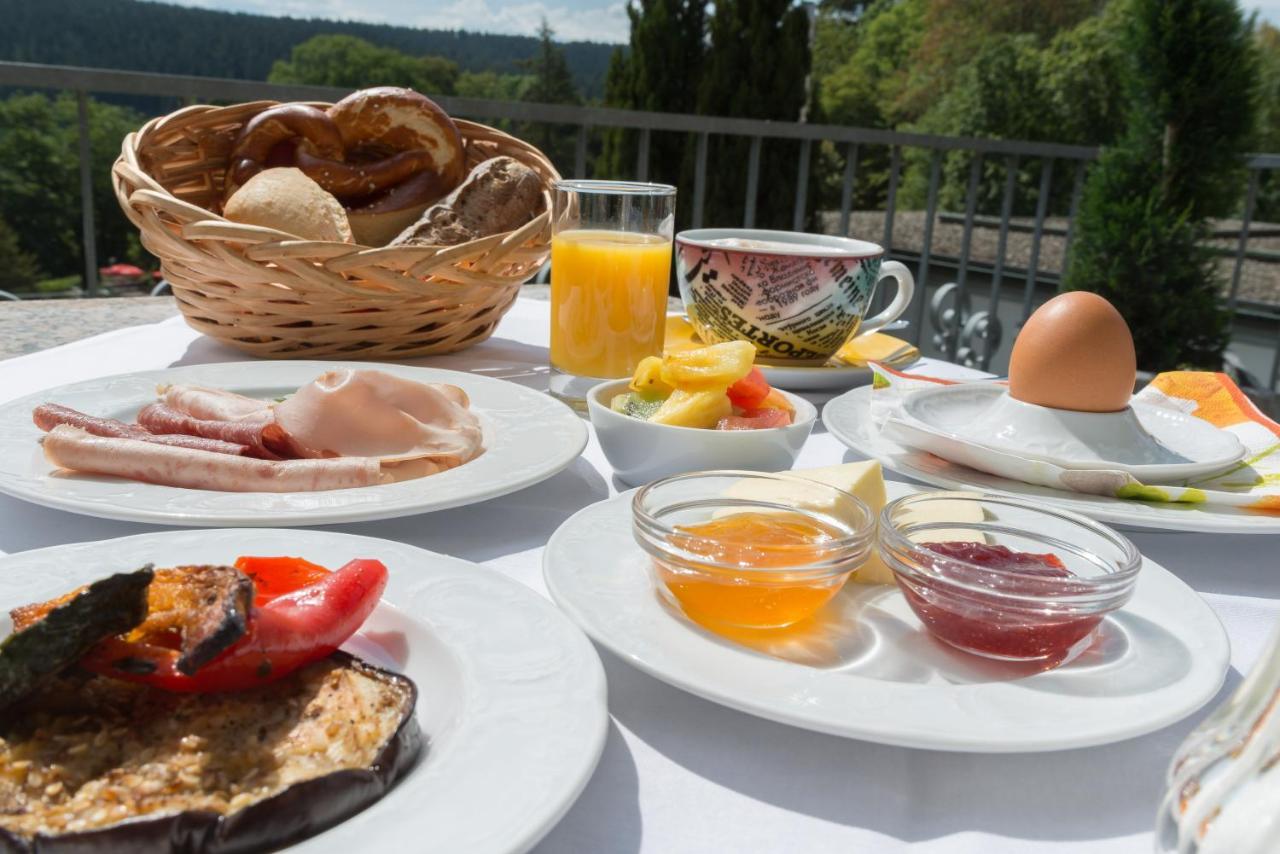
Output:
[{"xmin": 159, "ymin": 0, "xmax": 628, "ymax": 42}]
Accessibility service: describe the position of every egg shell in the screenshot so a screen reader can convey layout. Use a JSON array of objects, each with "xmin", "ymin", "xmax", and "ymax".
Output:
[{"xmin": 1008, "ymin": 292, "xmax": 1137, "ymax": 413}]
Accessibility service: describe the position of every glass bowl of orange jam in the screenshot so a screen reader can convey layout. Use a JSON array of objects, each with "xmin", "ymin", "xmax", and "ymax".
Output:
[{"xmin": 632, "ymin": 471, "xmax": 875, "ymax": 630}]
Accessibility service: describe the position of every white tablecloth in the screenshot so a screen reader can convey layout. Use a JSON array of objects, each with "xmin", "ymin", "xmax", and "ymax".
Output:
[{"xmin": 2, "ymin": 296, "xmax": 1277, "ymax": 854}]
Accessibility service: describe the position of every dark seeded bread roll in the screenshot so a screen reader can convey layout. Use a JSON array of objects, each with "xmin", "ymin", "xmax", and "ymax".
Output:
[{"xmin": 391, "ymin": 156, "xmax": 544, "ymax": 247}]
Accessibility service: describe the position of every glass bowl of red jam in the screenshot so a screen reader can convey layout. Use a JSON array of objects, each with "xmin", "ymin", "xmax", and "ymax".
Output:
[
  {"xmin": 633, "ymin": 471, "xmax": 875, "ymax": 630},
  {"xmin": 877, "ymin": 493, "xmax": 1142, "ymax": 666}
]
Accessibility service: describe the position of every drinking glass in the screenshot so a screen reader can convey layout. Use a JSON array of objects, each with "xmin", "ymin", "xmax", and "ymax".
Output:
[{"xmin": 548, "ymin": 180, "xmax": 676, "ymax": 407}]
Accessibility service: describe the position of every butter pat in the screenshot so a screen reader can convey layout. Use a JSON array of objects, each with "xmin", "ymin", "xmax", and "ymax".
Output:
[{"xmin": 720, "ymin": 460, "xmax": 886, "ymax": 529}]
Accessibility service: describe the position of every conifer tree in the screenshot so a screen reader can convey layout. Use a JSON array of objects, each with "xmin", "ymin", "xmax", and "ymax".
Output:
[
  {"xmin": 520, "ymin": 20, "xmax": 582, "ymax": 174},
  {"xmin": 697, "ymin": 0, "xmax": 811, "ymax": 229},
  {"xmin": 1062, "ymin": 0, "xmax": 1256, "ymax": 370}
]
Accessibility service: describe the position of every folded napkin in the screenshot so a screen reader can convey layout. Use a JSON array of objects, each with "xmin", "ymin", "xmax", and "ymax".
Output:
[
  {"xmin": 870, "ymin": 364, "xmax": 1280, "ymax": 513},
  {"xmin": 665, "ymin": 315, "xmax": 919, "ymax": 368}
]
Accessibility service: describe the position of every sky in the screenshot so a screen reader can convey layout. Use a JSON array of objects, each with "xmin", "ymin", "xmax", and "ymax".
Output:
[{"xmin": 161, "ymin": 1, "xmax": 1280, "ymax": 46}]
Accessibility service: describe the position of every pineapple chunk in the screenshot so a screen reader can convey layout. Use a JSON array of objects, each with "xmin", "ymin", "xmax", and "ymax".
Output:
[
  {"xmin": 660, "ymin": 341, "xmax": 756, "ymax": 391},
  {"xmin": 650, "ymin": 388, "xmax": 733, "ymax": 428},
  {"xmin": 629, "ymin": 356, "xmax": 673, "ymax": 397}
]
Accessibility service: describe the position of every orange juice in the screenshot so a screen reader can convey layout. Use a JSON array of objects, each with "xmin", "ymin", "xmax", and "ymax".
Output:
[
  {"xmin": 657, "ymin": 512, "xmax": 853, "ymax": 629},
  {"xmin": 550, "ymin": 229, "xmax": 672, "ymax": 378}
]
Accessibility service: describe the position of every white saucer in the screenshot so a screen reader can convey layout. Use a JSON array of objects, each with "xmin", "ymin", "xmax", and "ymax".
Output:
[
  {"xmin": 756, "ymin": 361, "xmax": 874, "ymax": 393},
  {"xmin": 824, "ymin": 385, "xmax": 1280, "ymax": 534},
  {"xmin": 543, "ymin": 482, "xmax": 1229, "ymax": 752},
  {"xmin": 898, "ymin": 384, "xmax": 1245, "ymax": 483}
]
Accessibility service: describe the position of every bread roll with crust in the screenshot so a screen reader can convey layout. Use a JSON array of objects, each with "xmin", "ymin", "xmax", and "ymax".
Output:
[
  {"xmin": 391, "ymin": 156, "xmax": 543, "ymax": 248},
  {"xmin": 223, "ymin": 168, "xmax": 353, "ymax": 243}
]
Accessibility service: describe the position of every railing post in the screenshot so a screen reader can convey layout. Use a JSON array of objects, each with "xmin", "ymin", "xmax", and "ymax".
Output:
[
  {"xmin": 76, "ymin": 90, "xmax": 99, "ymax": 298},
  {"xmin": 882, "ymin": 145, "xmax": 901, "ymax": 251},
  {"xmin": 949, "ymin": 153, "xmax": 983, "ymax": 362},
  {"xmin": 1062, "ymin": 159, "xmax": 1087, "ymax": 269},
  {"xmin": 792, "ymin": 139, "xmax": 812, "ymax": 232},
  {"xmin": 693, "ymin": 132, "xmax": 709, "ymax": 229},
  {"xmin": 838, "ymin": 143, "xmax": 858, "ymax": 237},
  {"xmin": 986, "ymin": 155, "xmax": 1018, "ymax": 321},
  {"xmin": 1021, "ymin": 159, "xmax": 1055, "ymax": 324},
  {"xmin": 912, "ymin": 150, "xmax": 943, "ymax": 340},
  {"xmin": 1228, "ymin": 168, "xmax": 1260, "ymax": 324},
  {"xmin": 636, "ymin": 127, "xmax": 651, "ymax": 182},
  {"xmin": 574, "ymin": 124, "xmax": 589, "ymax": 178},
  {"xmin": 743, "ymin": 136, "xmax": 762, "ymax": 228}
]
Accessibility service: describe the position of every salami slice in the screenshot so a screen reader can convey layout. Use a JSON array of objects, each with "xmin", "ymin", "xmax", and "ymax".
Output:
[
  {"xmin": 136, "ymin": 403, "xmax": 285, "ymax": 460},
  {"xmin": 33, "ymin": 404, "xmax": 251, "ymax": 457}
]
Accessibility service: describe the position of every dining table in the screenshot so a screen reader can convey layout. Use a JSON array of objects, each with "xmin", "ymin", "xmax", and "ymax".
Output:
[{"xmin": 1, "ymin": 291, "xmax": 1275, "ymax": 854}]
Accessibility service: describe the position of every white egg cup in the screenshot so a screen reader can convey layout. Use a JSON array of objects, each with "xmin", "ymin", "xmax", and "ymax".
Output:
[{"xmin": 891, "ymin": 383, "xmax": 1245, "ymax": 483}]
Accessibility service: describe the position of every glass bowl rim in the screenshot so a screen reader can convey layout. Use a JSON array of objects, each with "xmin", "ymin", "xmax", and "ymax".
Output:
[
  {"xmin": 632, "ymin": 470, "xmax": 876, "ymax": 576},
  {"xmin": 877, "ymin": 492, "xmax": 1143, "ymax": 601}
]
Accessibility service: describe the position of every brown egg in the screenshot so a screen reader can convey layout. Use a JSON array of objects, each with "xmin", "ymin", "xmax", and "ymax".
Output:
[{"xmin": 1008, "ymin": 292, "xmax": 1137, "ymax": 412}]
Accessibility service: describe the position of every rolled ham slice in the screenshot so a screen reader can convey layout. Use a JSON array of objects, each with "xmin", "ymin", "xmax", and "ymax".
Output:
[
  {"xmin": 158, "ymin": 385, "xmax": 272, "ymax": 423},
  {"xmin": 33, "ymin": 404, "xmax": 251, "ymax": 457},
  {"xmin": 41, "ymin": 426, "xmax": 385, "ymax": 493},
  {"xmin": 136, "ymin": 403, "xmax": 286, "ymax": 460}
]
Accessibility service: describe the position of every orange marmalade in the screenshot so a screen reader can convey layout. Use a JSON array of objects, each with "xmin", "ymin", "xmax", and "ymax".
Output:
[{"xmin": 656, "ymin": 511, "xmax": 857, "ymax": 630}]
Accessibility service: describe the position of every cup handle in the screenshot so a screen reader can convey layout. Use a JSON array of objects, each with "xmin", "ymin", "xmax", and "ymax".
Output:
[{"xmin": 856, "ymin": 260, "xmax": 915, "ymax": 337}]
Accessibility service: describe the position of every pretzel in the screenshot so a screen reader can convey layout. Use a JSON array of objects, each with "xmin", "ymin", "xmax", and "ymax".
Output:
[{"xmin": 223, "ymin": 88, "xmax": 467, "ymax": 245}]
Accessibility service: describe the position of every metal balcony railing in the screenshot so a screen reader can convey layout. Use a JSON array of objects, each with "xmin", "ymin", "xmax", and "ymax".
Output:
[{"xmin": 2, "ymin": 60, "xmax": 1280, "ymax": 391}]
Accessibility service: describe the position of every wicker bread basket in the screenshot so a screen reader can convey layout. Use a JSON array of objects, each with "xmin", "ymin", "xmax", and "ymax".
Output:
[{"xmin": 112, "ymin": 100, "xmax": 560, "ymax": 359}]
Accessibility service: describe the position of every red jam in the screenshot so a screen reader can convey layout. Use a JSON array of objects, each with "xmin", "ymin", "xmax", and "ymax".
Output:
[{"xmin": 898, "ymin": 542, "xmax": 1103, "ymax": 665}]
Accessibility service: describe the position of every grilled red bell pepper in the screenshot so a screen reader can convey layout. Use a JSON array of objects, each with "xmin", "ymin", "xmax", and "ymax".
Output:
[
  {"xmin": 81, "ymin": 558, "xmax": 387, "ymax": 693},
  {"xmin": 234, "ymin": 555, "xmax": 331, "ymax": 604}
]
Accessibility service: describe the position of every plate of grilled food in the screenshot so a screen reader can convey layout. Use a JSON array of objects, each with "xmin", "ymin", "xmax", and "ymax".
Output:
[
  {"xmin": 0, "ymin": 361, "xmax": 587, "ymax": 527},
  {"xmin": 0, "ymin": 527, "xmax": 607, "ymax": 853}
]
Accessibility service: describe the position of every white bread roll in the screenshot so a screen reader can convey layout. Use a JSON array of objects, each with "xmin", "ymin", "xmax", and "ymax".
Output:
[{"xmin": 223, "ymin": 167, "xmax": 354, "ymax": 243}]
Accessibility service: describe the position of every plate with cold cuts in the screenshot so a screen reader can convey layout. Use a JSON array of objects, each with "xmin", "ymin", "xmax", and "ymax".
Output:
[
  {"xmin": 0, "ymin": 361, "xmax": 588, "ymax": 526},
  {"xmin": 543, "ymin": 480, "xmax": 1229, "ymax": 752},
  {"xmin": 0, "ymin": 527, "xmax": 607, "ymax": 853}
]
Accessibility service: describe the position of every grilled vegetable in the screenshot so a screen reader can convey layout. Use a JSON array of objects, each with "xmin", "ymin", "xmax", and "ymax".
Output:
[
  {"xmin": 0, "ymin": 652, "xmax": 422, "ymax": 853},
  {"xmin": 83, "ymin": 558, "xmax": 388, "ymax": 693},
  {"xmin": 13, "ymin": 566, "xmax": 255, "ymax": 678},
  {"xmin": 234, "ymin": 554, "xmax": 330, "ymax": 604},
  {"xmin": 0, "ymin": 566, "xmax": 152, "ymax": 712}
]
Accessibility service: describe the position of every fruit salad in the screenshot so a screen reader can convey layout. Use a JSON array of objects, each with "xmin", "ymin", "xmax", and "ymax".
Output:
[{"xmin": 610, "ymin": 342, "xmax": 795, "ymax": 430}]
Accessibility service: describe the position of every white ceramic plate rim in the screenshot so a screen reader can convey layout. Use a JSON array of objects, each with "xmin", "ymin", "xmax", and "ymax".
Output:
[
  {"xmin": 543, "ymin": 484, "xmax": 1229, "ymax": 752},
  {"xmin": 900, "ymin": 383, "xmax": 1245, "ymax": 478},
  {"xmin": 824, "ymin": 385, "xmax": 1280, "ymax": 534},
  {"xmin": 0, "ymin": 361, "xmax": 588, "ymax": 527},
  {"xmin": 0, "ymin": 528, "xmax": 608, "ymax": 854}
]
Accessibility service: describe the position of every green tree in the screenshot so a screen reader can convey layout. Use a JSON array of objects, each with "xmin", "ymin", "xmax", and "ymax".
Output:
[
  {"xmin": 698, "ymin": 0, "xmax": 811, "ymax": 229},
  {"xmin": 598, "ymin": 0, "xmax": 707, "ymax": 212},
  {"xmin": 0, "ymin": 217, "xmax": 42, "ymax": 294},
  {"xmin": 518, "ymin": 20, "xmax": 582, "ymax": 174},
  {"xmin": 1063, "ymin": 0, "xmax": 1257, "ymax": 370},
  {"xmin": 457, "ymin": 70, "xmax": 533, "ymax": 101},
  {"xmin": 0, "ymin": 92, "xmax": 145, "ymax": 279},
  {"xmin": 268, "ymin": 34, "xmax": 459, "ymax": 94}
]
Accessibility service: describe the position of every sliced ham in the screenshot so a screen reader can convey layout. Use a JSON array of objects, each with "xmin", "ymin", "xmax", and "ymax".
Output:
[
  {"xmin": 158, "ymin": 384, "xmax": 272, "ymax": 423},
  {"xmin": 136, "ymin": 403, "xmax": 286, "ymax": 460},
  {"xmin": 273, "ymin": 370, "xmax": 484, "ymax": 467},
  {"xmin": 33, "ymin": 403, "xmax": 250, "ymax": 457},
  {"xmin": 41, "ymin": 426, "xmax": 384, "ymax": 493}
]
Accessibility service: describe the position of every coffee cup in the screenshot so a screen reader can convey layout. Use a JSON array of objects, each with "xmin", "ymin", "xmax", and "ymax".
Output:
[{"xmin": 674, "ymin": 228, "xmax": 915, "ymax": 364}]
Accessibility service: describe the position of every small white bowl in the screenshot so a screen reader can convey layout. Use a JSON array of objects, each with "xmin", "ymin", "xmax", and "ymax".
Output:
[{"xmin": 587, "ymin": 380, "xmax": 817, "ymax": 487}]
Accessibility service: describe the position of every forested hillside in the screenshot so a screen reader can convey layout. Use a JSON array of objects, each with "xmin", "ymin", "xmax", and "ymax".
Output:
[{"xmin": 0, "ymin": 0, "xmax": 614, "ymax": 97}]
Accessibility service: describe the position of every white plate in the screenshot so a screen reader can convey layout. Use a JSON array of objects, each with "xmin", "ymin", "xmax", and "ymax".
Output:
[
  {"xmin": 0, "ymin": 528, "xmax": 607, "ymax": 854},
  {"xmin": 543, "ymin": 482, "xmax": 1229, "ymax": 752},
  {"xmin": 899, "ymin": 384, "xmax": 1245, "ymax": 481},
  {"xmin": 825, "ymin": 386, "xmax": 1280, "ymax": 534},
  {"xmin": 0, "ymin": 361, "xmax": 588, "ymax": 527}
]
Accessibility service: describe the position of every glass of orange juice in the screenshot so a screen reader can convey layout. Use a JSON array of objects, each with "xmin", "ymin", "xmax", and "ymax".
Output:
[{"xmin": 549, "ymin": 180, "xmax": 676, "ymax": 407}]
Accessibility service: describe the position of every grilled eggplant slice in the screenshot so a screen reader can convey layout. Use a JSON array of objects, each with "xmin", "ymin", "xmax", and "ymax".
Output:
[
  {"xmin": 0, "ymin": 567, "xmax": 152, "ymax": 713},
  {"xmin": 12, "ymin": 566, "xmax": 254, "ymax": 677},
  {"xmin": 0, "ymin": 652, "xmax": 421, "ymax": 853}
]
